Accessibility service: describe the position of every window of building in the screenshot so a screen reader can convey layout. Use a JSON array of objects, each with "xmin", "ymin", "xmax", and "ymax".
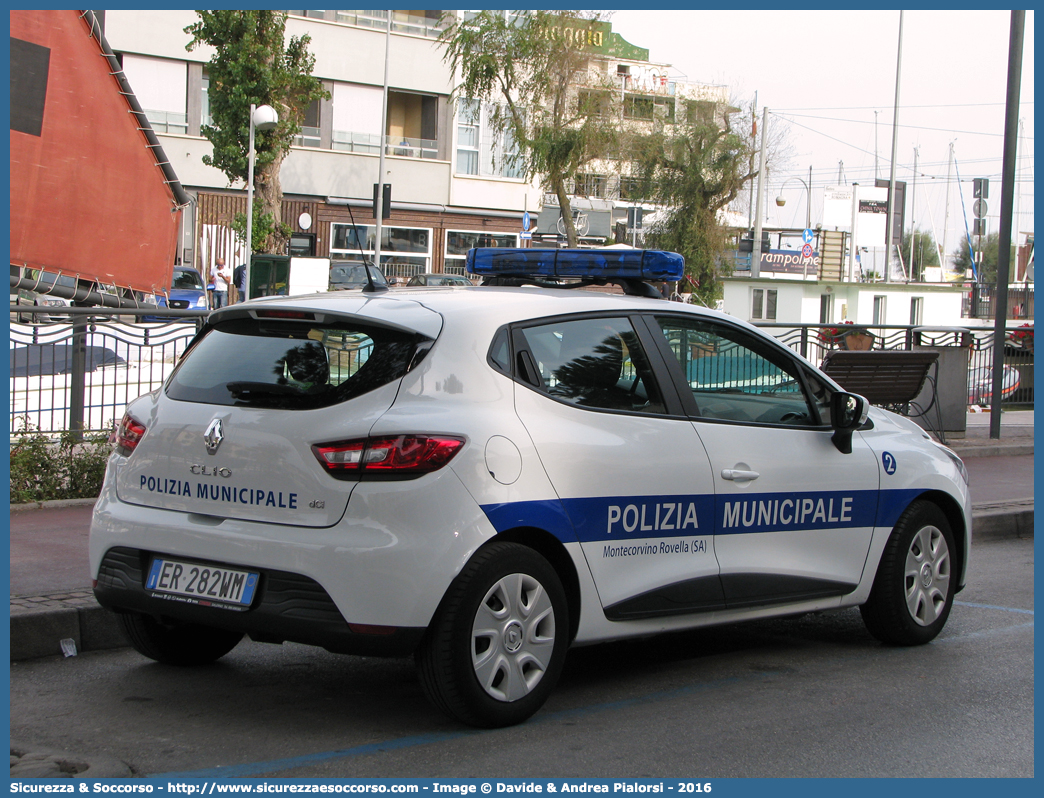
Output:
[
  {"xmin": 910, "ymin": 296, "xmax": 923, "ymax": 326},
  {"xmin": 873, "ymin": 295, "xmax": 887, "ymax": 325},
  {"xmin": 577, "ymin": 89, "xmax": 612, "ymax": 118},
  {"xmin": 294, "ymin": 98, "xmax": 321, "ymax": 148},
  {"xmin": 330, "ymin": 223, "xmax": 432, "ymax": 279},
  {"xmin": 455, "ymin": 99, "xmax": 523, "ymax": 179},
  {"xmin": 751, "ymin": 288, "xmax": 777, "ymax": 321},
  {"xmin": 575, "ymin": 173, "xmax": 608, "ymax": 198},
  {"xmin": 331, "ymin": 82, "xmax": 383, "ymax": 154},
  {"xmin": 387, "ymin": 91, "xmax": 438, "ymax": 159},
  {"xmin": 121, "ymin": 54, "xmax": 188, "ymax": 134},
  {"xmin": 819, "ymin": 293, "xmax": 834, "ymax": 324},
  {"xmin": 618, "ymin": 176, "xmax": 645, "ymax": 201},
  {"xmin": 289, "ymin": 233, "xmax": 315, "ymax": 257},
  {"xmin": 456, "ymin": 99, "xmax": 480, "ymax": 175},
  {"xmin": 201, "ymin": 69, "xmax": 212, "ymax": 128},
  {"xmin": 445, "ymin": 230, "xmax": 518, "ymax": 274},
  {"xmin": 623, "ymin": 95, "xmax": 675, "ymax": 123}
]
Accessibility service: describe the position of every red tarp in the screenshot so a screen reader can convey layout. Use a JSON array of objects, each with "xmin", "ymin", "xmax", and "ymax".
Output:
[{"xmin": 10, "ymin": 10, "xmax": 180, "ymax": 294}]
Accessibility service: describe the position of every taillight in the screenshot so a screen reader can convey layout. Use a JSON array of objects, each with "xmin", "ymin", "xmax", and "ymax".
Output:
[
  {"xmin": 112, "ymin": 413, "xmax": 147, "ymax": 456},
  {"xmin": 312, "ymin": 435, "xmax": 465, "ymax": 477}
]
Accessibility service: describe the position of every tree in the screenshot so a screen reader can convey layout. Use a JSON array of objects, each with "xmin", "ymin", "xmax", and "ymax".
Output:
[
  {"xmin": 900, "ymin": 227, "xmax": 940, "ymax": 281},
  {"xmin": 185, "ymin": 11, "xmax": 328, "ymax": 254},
  {"xmin": 632, "ymin": 99, "xmax": 754, "ymax": 304},
  {"xmin": 438, "ymin": 10, "xmax": 617, "ymax": 247},
  {"xmin": 952, "ymin": 231, "xmax": 1016, "ymax": 285}
]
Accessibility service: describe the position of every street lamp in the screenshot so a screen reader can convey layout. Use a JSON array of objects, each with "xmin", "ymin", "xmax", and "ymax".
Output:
[
  {"xmin": 244, "ymin": 103, "xmax": 279, "ymax": 301},
  {"xmin": 775, "ymin": 174, "xmax": 812, "ymax": 230}
]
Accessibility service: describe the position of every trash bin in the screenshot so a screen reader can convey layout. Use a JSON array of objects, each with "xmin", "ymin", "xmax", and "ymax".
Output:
[{"xmin": 911, "ymin": 327, "xmax": 971, "ymax": 438}]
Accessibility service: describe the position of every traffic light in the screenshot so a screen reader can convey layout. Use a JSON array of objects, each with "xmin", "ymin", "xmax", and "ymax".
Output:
[{"xmin": 372, "ymin": 183, "xmax": 391, "ymax": 219}]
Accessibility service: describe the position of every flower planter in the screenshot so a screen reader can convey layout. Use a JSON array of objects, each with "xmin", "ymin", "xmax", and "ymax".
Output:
[{"xmin": 841, "ymin": 332, "xmax": 875, "ymax": 351}]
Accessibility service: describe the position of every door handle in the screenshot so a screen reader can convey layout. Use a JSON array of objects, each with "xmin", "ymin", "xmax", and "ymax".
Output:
[{"xmin": 721, "ymin": 468, "xmax": 760, "ymax": 481}]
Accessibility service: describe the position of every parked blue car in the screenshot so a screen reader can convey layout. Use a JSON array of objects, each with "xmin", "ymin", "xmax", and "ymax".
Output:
[{"xmin": 144, "ymin": 266, "xmax": 208, "ymax": 321}]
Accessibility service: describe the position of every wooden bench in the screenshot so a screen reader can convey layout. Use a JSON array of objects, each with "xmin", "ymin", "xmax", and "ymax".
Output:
[{"xmin": 820, "ymin": 350, "xmax": 945, "ymax": 442}]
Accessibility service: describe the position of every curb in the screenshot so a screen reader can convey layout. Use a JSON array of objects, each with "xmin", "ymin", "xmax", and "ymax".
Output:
[
  {"xmin": 947, "ymin": 442, "xmax": 1034, "ymax": 458},
  {"xmin": 10, "ymin": 595, "xmax": 129, "ymax": 662},
  {"xmin": 10, "ymin": 498, "xmax": 98, "ymax": 513},
  {"xmin": 8, "ymin": 506, "xmax": 1033, "ymax": 665}
]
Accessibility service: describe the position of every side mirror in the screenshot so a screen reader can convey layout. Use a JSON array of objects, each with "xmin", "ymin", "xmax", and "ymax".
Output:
[{"xmin": 830, "ymin": 392, "xmax": 869, "ymax": 454}]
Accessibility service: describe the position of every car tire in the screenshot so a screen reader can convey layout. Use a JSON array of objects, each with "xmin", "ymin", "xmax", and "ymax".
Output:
[
  {"xmin": 118, "ymin": 612, "xmax": 244, "ymax": 666},
  {"xmin": 416, "ymin": 541, "xmax": 569, "ymax": 728},
  {"xmin": 860, "ymin": 500, "xmax": 956, "ymax": 646}
]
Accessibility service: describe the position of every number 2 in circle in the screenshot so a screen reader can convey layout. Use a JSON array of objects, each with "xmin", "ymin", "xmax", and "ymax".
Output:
[{"xmin": 882, "ymin": 452, "xmax": 897, "ymax": 475}]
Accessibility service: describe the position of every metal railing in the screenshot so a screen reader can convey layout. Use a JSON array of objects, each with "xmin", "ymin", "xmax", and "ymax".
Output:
[
  {"xmin": 331, "ymin": 131, "xmax": 438, "ymax": 160},
  {"xmin": 9, "ymin": 309, "xmax": 1034, "ymax": 438},
  {"xmin": 757, "ymin": 322, "xmax": 1034, "ymax": 407},
  {"xmin": 964, "ymin": 284, "xmax": 1035, "ymax": 320},
  {"xmin": 10, "ymin": 306, "xmax": 206, "ymax": 437}
]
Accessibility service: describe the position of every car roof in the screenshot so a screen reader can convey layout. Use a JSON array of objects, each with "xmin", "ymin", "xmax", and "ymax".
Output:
[{"xmin": 217, "ymin": 285, "xmax": 742, "ymax": 338}]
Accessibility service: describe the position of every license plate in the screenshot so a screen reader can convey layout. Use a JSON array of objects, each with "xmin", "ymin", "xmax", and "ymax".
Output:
[{"xmin": 145, "ymin": 558, "xmax": 259, "ymax": 608}]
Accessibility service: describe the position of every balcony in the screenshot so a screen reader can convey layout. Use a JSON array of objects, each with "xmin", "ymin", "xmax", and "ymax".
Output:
[
  {"xmin": 332, "ymin": 10, "xmax": 445, "ymax": 38},
  {"xmin": 143, "ymin": 109, "xmax": 188, "ymax": 135},
  {"xmin": 332, "ymin": 131, "xmax": 438, "ymax": 160}
]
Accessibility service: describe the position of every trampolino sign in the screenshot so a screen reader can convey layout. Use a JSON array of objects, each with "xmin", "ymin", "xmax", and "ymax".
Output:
[{"xmin": 735, "ymin": 248, "xmax": 821, "ymax": 275}]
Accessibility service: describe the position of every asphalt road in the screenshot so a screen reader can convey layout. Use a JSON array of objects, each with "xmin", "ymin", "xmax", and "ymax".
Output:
[{"xmin": 9, "ymin": 537, "xmax": 1033, "ymax": 779}]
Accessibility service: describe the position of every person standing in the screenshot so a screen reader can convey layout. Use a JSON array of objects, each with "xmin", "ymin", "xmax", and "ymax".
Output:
[
  {"xmin": 210, "ymin": 257, "xmax": 231, "ymax": 308},
  {"xmin": 232, "ymin": 262, "xmax": 247, "ymax": 303}
]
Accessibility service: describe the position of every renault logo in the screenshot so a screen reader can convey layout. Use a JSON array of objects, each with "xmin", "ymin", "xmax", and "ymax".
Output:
[{"xmin": 203, "ymin": 418, "xmax": 224, "ymax": 455}]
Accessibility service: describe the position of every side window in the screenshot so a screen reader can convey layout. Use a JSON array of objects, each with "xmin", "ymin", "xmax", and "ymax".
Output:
[
  {"xmin": 516, "ymin": 317, "xmax": 665, "ymax": 414},
  {"xmin": 654, "ymin": 316, "xmax": 822, "ymax": 426},
  {"xmin": 488, "ymin": 327, "xmax": 510, "ymax": 373}
]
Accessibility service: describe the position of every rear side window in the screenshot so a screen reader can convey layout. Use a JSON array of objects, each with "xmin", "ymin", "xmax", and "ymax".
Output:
[
  {"xmin": 166, "ymin": 318, "xmax": 422, "ymax": 409},
  {"xmin": 516, "ymin": 317, "xmax": 665, "ymax": 414}
]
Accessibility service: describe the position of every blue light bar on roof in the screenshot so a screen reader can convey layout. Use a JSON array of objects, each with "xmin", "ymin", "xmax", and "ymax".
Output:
[{"xmin": 465, "ymin": 248, "xmax": 685, "ymax": 282}]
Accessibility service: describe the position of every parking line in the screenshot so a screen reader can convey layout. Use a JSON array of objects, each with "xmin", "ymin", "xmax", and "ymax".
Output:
[
  {"xmin": 153, "ymin": 731, "xmax": 479, "ymax": 779},
  {"xmin": 152, "ymin": 674, "xmax": 755, "ymax": 779},
  {"xmin": 954, "ymin": 600, "xmax": 1034, "ymax": 615}
]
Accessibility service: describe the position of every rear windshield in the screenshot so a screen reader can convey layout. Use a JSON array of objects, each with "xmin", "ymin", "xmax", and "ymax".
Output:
[{"xmin": 166, "ymin": 317, "xmax": 422, "ymax": 409}]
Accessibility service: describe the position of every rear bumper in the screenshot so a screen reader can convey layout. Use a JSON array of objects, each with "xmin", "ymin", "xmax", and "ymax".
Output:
[
  {"xmin": 94, "ymin": 545, "xmax": 425, "ymax": 657},
  {"xmin": 90, "ymin": 466, "xmax": 498, "ymax": 634}
]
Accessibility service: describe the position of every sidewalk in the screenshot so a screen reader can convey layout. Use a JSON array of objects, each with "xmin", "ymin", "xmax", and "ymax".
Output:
[
  {"xmin": 947, "ymin": 408, "xmax": 1035, "ymax": 457},
  {"xmin": 9, "ymin": 412, "xmax": 1033, "ymax": 664}
]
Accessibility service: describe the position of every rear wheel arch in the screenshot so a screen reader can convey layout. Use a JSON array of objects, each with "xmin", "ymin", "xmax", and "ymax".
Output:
[{"xmin": 492, "ymin": 527, "xmax": 581, "ymax": 643}]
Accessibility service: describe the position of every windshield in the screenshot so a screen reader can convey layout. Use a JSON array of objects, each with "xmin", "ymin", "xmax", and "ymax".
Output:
[
  {"xmin": 172, "ymin": 270, "xmax": 204, "ymax": 290},
  {"xmin": 166, "ymin": 317, "xmax": 422, "ymax": 409}
]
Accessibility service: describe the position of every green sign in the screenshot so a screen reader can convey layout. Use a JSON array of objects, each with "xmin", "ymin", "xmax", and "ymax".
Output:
[{"xmin": 540, "ymin": 19, "xmax": 649, "ymax": 61}]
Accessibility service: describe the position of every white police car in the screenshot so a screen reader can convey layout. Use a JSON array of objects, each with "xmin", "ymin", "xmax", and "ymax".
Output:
[{"xmin": 91, "ymin": 248, "xmax": 971, "ymax": 728}]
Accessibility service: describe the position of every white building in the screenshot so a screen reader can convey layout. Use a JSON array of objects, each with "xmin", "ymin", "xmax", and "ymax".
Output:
[
  {"xmin": 101, "ymin": 10, "xmax": 733, "ymax": 274},
  {"xmin": 722, "ymin": 276, "xmax": 966, "ymax": 329},
  {"xmin": 101, "ymin": 9, "xmax": 542, "ymax": 280}
]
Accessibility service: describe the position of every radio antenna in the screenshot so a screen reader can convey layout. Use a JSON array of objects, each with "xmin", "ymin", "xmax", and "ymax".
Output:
[{"xmin": 346, "ymin": 202, "xmax": 387, "ymax": 293}]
